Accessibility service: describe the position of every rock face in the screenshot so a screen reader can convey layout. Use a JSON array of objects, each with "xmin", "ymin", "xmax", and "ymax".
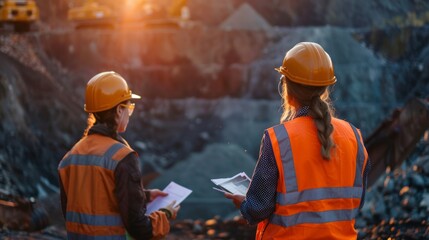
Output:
[
  {"xmin": 188, "ymin": 0, "xmax": 429, "ymax": 28},
  {"xmin": 38, "ymin": 27, "xmax": 269, "ymax": 99},
  {"xmin": 0, "ymin": 36, "xmax": 83, "ymax": 198},
  {"xmin": 37, "ymin": 25, "xmax": 413, "ymax": 136}
]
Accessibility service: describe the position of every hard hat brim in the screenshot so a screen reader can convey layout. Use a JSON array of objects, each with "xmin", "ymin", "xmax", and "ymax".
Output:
[{"xmin": 275, "ymin": 67, "xmax": 336, "ymax": 87}]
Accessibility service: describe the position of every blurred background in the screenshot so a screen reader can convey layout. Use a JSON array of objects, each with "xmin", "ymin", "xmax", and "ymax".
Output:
[{"xmin": 1, "ymin": 0, "xmax": 429, "ymax": 239}]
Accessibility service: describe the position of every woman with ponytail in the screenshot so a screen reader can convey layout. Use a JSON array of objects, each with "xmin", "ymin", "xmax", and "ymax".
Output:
[
  {"xmin": 58, "ymin": 72, "xmax": 180, "ymax": 239},
  {"xmin": 225, "ymin": 42, "xmax": 370, "ymax": 240}
]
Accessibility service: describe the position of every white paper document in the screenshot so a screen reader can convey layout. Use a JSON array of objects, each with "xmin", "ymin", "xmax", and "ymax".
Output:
[
  {"xmin": 146, "ymin": 181, "xmax": 192, "ymax": 214},
  {"xmin": 211, "ymin": 172, "xmax": 251, "ymax": 195}
]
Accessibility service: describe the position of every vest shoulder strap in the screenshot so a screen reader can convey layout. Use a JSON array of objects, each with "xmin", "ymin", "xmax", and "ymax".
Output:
[{"xmin": 70, "ymin": 134, "xmax": 135, "ymax": 161}]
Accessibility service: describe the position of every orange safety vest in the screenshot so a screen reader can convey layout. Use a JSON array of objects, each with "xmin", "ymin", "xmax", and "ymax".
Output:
[
  {"xmin": 256, "ymin": 117, "xmax": 368, "ymax": 240},
  {"xmin": 58, "ymin": 134, "xmax": 135, "ymax": 239}
]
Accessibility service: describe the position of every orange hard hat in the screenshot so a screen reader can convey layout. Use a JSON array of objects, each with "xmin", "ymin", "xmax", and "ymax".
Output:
[
  {"xmin": 84, "ymin": 71, "xmax": 141, "ymax": 113},
  {"xmin": 275, "ymin": 42, "xmax": 336, "ymax": 86}
]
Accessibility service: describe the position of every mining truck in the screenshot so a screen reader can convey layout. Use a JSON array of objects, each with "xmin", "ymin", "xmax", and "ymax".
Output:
[
  {"xmin": 0, "ymin": 0, "xmax": 39, "ymax": 32},
  {"xmin": 122, "ymin": 0, "xmax": 190, "ymax": 28},
  {"xmin": 67, "ymin": 0, "xmax": 116, "ymax": 29}
]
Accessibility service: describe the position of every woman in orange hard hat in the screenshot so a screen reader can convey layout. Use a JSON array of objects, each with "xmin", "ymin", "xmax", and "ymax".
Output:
[
  {"xmin": 225, "ymin": 42, "xmax": 370, "ymax": 239},
  {"xmin": 58, "ymin": 71, "xmax": 180, "ymax": 239}
]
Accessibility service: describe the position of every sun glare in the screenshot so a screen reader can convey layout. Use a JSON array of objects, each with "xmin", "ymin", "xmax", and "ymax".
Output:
[{"xmin": 124, "ymin": 0, "xmax": 138, "ymax": 9}]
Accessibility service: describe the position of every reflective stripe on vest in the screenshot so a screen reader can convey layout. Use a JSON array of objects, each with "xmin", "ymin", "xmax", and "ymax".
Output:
[
  {"xmin": 350, "ymin": 124, "xmax": 365, "ymax": 187},
  {"xmin": 59, "ymin": 143, "xmax": 124, "ymax": 171},
  {"xmin": 276, "ymin": 186, "xmax": 362, "ymax": 205},
  {"xmin": 273, "ymin": 125, "xmax": 297, "ymax": 192},
  {"xmin": 269, "ymin": 121, "xmax": 365, "ymax": 227},
  {"xmin": 66, "ymin": 212, "xmax": 123, "ymax": 227},
  {"xmin": 271, "ymin": 208, "xmax": 360, "ymax": 227}
]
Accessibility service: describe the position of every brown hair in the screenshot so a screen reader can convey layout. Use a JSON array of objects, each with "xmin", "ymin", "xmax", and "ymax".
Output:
[
  {"xmin": 82, "ymin": 107, "xmax": 119, "ymax": 137},
  {"xmin": 83, "ymin": 113, "xmax": 96, "ymax": 137},
  {"xmin": 280, "ymin": 78, "xmax": 335, "ymax": 159}
]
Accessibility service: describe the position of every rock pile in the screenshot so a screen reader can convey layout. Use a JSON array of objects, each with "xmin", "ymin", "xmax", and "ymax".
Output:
[
  {"xmin": 356, "ymin": 137, "xmax": 429, "ymax": 239},
  {"xmin": 0, "ymin": 225, "xmax": 66, "ymax": 240},
  {"xmin": 169, "ymin": 216, "xmax": 256, "ymax": 240}
]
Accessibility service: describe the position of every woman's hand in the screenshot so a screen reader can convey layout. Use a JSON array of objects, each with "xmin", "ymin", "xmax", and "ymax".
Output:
[
  {"xmin": 164, "ymin": 200, "xmax": 181, "ymax": 220},
  {"xmin": 148, "ymin": 189, "xmax": 168, "ymax": 202},
  {"xmin": 224, "ymin": 193, "xmax": 245, "ymax": 209}
]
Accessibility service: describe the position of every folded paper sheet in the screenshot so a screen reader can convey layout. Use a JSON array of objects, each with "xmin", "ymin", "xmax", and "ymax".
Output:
[
  {"xmin": 146, "ymin": 181, "xmax": 192, "ymax": 214},
  {"xmin": 211, "ymin": 172, "xmax": 251, "ymax": 195}
]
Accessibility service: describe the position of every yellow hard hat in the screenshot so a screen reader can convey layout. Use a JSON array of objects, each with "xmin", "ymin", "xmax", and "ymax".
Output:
[
  {"xmin": 84, "ymin": 71, "xmax": 141, "ymax": 113},
  {"xmin": 275, "ymin": 42, "xmax": 336, "ymax": 86}
]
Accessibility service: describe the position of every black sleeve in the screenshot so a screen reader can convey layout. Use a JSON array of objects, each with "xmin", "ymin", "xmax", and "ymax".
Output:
[
  {"xmin": 59, "ymin": 174, "xmax": 67, "ymax": 219},
  {"xmin": 359, "ymin": 157, "xmax": 372, "ymax": 209},
  {"xmin": 115, "ymin": 153, "xmax": 153, "ymax": 239}
]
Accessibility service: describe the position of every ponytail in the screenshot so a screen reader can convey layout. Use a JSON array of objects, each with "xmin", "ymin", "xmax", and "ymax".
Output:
[
  {"xmin": 308, "ymin": 95, "xmax": 335, "ymax": 159},
  {"xmin": 281, "ymin": 78, "xmax": 336, "ymax": 159},
  {"xmin": 83, "ymin": 113, "xmax": 96, "ymax": 137}
]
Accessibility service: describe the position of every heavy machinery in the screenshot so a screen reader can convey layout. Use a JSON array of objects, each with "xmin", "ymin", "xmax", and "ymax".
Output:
[
  {"xmin": 68, "ymin": 0, "xmax": 190, "ymax": 29},
  {"xmin": 0, "ymin": 0, "xmax": 39, "ymax": 32},
  {"xmin": 123, "ymin": 0, "xmax": 189, "ymax": 28},
  {"xmin": 67, "ymin": 0, "xmax": 116, "ymax": 29},
  {"xmin": 365, "ymin": 97, "xmax": 429, "ymax": 187}
]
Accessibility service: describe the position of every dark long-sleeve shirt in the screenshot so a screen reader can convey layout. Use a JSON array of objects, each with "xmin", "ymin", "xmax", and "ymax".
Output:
[
  {"xmin": 240, "ymin": 110, "xmax": 371, "ymax": 225},
  {"xmin": 240, "ymin": 132, "xmax": 277, "ymax": 225},
  {"xmin": 115, "ymin": 152, "xmax": 153, "ymax": 239}
]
